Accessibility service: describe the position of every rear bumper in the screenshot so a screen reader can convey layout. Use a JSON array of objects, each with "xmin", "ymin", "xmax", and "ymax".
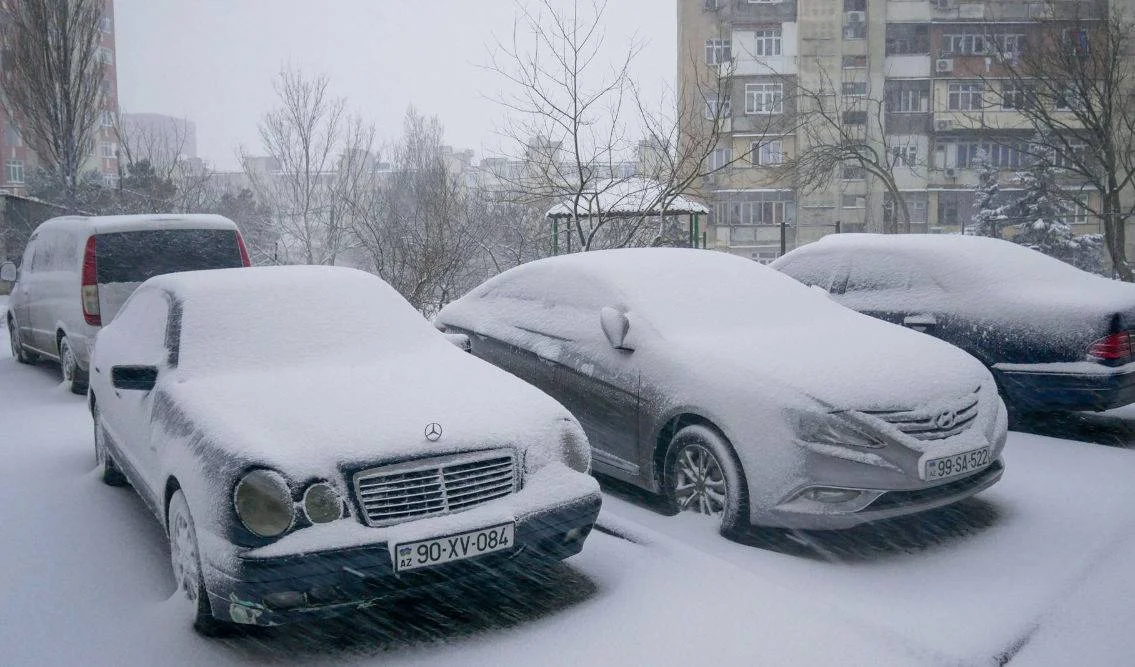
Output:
[
  {"xmin": 202, "ymin": 493, "xmax": 602, "ymax": 627},
  {"xmin": 993, "ymin": 361, "xmax": 1135, "ymax": 411}
]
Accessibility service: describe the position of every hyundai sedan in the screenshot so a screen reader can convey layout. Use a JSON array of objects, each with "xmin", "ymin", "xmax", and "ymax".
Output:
[{"xmin": 436, "ymin": 248, "xmax": 1007, "ymax": 536}]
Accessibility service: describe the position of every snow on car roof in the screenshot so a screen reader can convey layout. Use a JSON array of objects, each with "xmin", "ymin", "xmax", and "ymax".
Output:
[
  {"xmin": 36, "ymin": 213, "xmax": 238, "ymax": 235},
  {"xmin": 146, "ymin": 265, "xmax": 438, "ymax": 373},
  {"xmin": 467, "ymin": 247, "xmax": 838, "ymax": 333}
]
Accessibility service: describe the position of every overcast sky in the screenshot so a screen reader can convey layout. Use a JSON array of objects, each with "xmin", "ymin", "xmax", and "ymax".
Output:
[{"xmin": 114, "ymin": 0, "xmax": 677, "ymax": 170}]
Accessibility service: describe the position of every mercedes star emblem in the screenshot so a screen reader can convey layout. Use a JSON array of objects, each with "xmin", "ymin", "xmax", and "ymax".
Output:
[
  {"xmin": 424, "ymin": 422, "xmax": 443, "ymax": 442},
  {"xmin": 934, "ymin": 410, "xmax": 957, "ymax": 430}
]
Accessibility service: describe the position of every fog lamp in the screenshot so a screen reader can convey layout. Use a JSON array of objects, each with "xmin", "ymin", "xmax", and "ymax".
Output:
[
  {"xmin": 264, "ymin": 591, "xmax": 308, "ymax": 610},
  {"xmin": 303, "ymin": 482, "xmax": 344, "ymax": 524},
  {"xmin": 803, "ymin": 487, "xmax": 862, "ymax": 504}
]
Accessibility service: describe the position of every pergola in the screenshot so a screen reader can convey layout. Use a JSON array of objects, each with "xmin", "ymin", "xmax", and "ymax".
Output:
[{"xmin": 544, "ymin": 178, "xmax": 710, "ymax": 254}]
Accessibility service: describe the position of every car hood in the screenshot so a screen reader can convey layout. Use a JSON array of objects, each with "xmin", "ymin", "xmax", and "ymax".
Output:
[
  {"xmin": 162, "ymin": 344, "xmax": 575, "ymax": 475},
  {"xmin": 666, "ymin": 310, "xmax": 990, "ymax": 412}
]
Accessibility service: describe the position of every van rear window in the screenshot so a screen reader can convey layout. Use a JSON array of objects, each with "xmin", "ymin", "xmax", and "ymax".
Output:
[{"xmin": 95, "ymin": 229, "xmax": 243, "ymax": 283}]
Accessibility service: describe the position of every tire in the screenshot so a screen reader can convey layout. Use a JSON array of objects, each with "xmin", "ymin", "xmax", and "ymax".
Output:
[
  {"xmin": 59, "ymin": 335, "xmax": 87, "ymax": 395},
  {"xmin": 168, "ymin": 490, "xmax": 227, "ymax": 636},
  {"xmin": 92, "ymin": 404, "xmax": 128, "ymax": 487},
  {"xmin": 663, "ymin": 424, "xmax": 749, "ymax": 537},
  {"xmin": 8, "ymin": 317, "xmax": 37, "ymax": 364}
]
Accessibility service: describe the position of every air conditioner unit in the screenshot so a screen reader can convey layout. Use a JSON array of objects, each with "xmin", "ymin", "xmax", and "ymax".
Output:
[
  {"xmin": 846, "ymin": 11, "xmax": 866, "ymax": 23},
  {"xmin": 935, "ymin": 119, "xmax": 954, "ymax": 131},
  {"xmin": 936, "ymin": 58, "xmax": 955, "ymax": 73},
  {"xmin": 945, "ymin": 167, "xmax": 958, "ymax": 178}
]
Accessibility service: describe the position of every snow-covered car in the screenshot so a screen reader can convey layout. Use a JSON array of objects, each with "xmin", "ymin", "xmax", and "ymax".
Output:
[
  {"xmin": 87, "ymin": 266, "xmax": 600, "ymax": 633},
  {"xmin": 436, "ymin": 248, "xmax": 1007, "ymax": 535},
  {"xmin": 773, "ymin": 234, "xmax": 1135, "ymax": 412}
]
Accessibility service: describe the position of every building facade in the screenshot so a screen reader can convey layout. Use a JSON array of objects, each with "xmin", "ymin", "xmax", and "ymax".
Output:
[
  {"xmin": 0, "ymin": 0, "xmax": 121, "ymax": 194},
  {"xmin": 679, "ymin": 0, "xmax": 1130, "ymax": 262}
]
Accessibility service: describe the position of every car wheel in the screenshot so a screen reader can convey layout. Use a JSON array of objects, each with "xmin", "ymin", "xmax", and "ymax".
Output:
[
  {"xmin": 92, "ymin": 404, "xmax": 128, "ymax": 487},
  {"xmin": 664, "ymin": 424, "xmax": 749, "ymax": 537},
  {"xmin": 168, "ymin": 490, "xmax": 227, "ymax": 636},
  {"xmin": 8, "ymin": 318, "xmax": 37, "ymax": 364},
  {"xmin": 59, "ymin": 335, "xmax": 87, "ymax": 395}
]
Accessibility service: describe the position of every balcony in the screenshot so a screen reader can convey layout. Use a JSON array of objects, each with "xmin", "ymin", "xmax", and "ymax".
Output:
[{"xmin": 884, "ymin": 55, "xmax": 931, "ymax": 78}]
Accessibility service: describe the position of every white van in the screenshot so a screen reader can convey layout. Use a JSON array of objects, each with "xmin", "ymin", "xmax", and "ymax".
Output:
[{"xmin": 2, "ymin": 214, "xmax": 250, "ymax": 393}]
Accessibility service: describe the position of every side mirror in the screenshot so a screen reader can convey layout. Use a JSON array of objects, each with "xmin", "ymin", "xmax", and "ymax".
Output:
[
  {"xmin": 112, "ymin": 365, "xmax": 158, "ymax": 391},
  {"xmin": 600, "ymin": 306, "xmax": 634, "ymax": 351},
  {"xmin": 443, "ymin": 332, "xmax": 471, "ymax": 352},
  {"xmin": 903, "ymin": 313, "xmax": 938, "ymax": 333},
  {"xmin": 0, "ymin": 261, "xmax": 16, "ymax": 282}
]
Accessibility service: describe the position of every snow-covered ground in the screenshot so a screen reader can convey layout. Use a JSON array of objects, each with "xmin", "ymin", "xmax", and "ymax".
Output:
[{"xmin": 3, "ymin": 302, "xmax": 1135, "ymax": 665}]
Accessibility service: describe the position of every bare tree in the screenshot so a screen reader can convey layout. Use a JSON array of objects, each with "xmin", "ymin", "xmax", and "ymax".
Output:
[
  {"xmin": 777, "ymin": 66, "xmax": 922, "ymax": 233},
  {"xmin": 1, "ymin": 0, "xmax": 106, "ymax": 209},
  {"xmin": 113, "ymin": 111, "xmax": 213, "ymax": 213},
  {"xmin": 243, "ymin": 67, "xmax": 374, "ymax": 265},
  {"xmin": 484, "ymin": 0, "xmax": 649, "ymax": 251},
  {"xmin": 976, "ymin": 7, "xmax": 1135, "ymax": 280},
  {"xmin": 351, "ymin": 109, "xmax": 481, "ymax": 314}
]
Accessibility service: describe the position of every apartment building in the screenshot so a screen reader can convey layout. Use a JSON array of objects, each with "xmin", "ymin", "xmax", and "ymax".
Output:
[
  {"xmin": 679, "ymin": 0, "xmax": 1129, "ymax": 262},
  {"xmin": 0, "ymin": 0, "xmax": 121, "ymax": 194}
]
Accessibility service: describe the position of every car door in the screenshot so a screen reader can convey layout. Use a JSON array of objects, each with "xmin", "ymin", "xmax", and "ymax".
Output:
[
  {"xmin": 96, "ymin": 288, "xmax": 173, "ymax": 500},
  {"xmin": 9, "ymin": 236, "xmax": 38, "ymax": 349}
]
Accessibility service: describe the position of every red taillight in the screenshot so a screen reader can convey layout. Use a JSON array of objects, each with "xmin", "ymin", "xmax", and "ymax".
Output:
[
  {"xmin": 236, "ymin": 233, "xmax": 251, "ymax": 267},
  {"xmin": 81, "ymin": 236, "xmax": 101, "ymax": 326},
  {"xmin": 1088, "ymin": 332, "xmax": 1131, "ymax": 361}
]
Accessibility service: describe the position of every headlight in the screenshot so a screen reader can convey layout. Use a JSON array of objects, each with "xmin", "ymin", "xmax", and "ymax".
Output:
[
  {"xmin": 234, "ymin": 469, "xmax": 295, "ymax": 537},
  {"xmin": 797, "ymin": 411, "xmax": 885, "ymax": 449},
  {"xmin": 524, "ymin": 419, "xmax": 592, "ymax": 474},
  {"xmin": 302, "ymin": 482, "xmax": 344, "ymax": 524}
]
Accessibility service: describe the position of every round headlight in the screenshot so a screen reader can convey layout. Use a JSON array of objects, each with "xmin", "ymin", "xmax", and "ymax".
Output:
[
  {"xmin": 302, "ymin": 482, "xmax": 343, "ymax": 524},
  {"xmin": 234, "ymin": 469, "xmax": 294, "ymax": 537}
]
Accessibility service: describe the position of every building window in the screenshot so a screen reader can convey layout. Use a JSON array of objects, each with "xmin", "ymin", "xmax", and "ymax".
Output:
[
  {"xmin": 704, "ymin": 94, "xmax": 731, "ymax": 120},
  {"xmin": 751, "ymin": 140, "xmax": 784, "ymax": 166},
  {"xmin": 1061, "ymin": 200, "xmax": 1089, "ymax": 226},
  {"xmin": 841, "ymin": 194, "xmax": 866, "ymax": 209},
  {"xmin": 842, "ymin": 82, "xmax": 868, "ymax": 96},
  {"xmin": 886, "ymin": 81, "xmax": 930, "ymax": 112},
  {"xmin": 841, "ymin": 55, "xmax": 868, "ymax": 69},
  {"xmin": 841, "ymin": 165, "xmax": 866, "ymax": 180},
  {"xmin": 886, "ymin": 24, "xmax": 930, "ymax": 55},
  {"xmin": 707, "ymin": 147, "xmax": 732, "ymax": 172},
  {"xmin": 947, "ymin": 82, "xmax": 985, "ymax": 111},
  {"xmin": 103, "ymin": 174, "xmax": 119, "ymax": 188},
  {"xmin": 1062, "ymin": 28, "xmax": 1091, "ymax": 55},
  {"xmin": 745, "ymin": 82, "xmax": 783, "ymax": 114},
  {"xmin": 1000, "ymin": 83, "xmax": 1034, "ymax": 110},
  {"xmin": 891, "ymin": 145, "xmax": 918, "ymax": 167},
  {"xmin": 842, "ymin": 110, "xmax": 868, "ymax": 125},
  {"xmin": 754, "ymin": 28, "xmax": 782, "ymax": 57},
  {"xmin": 705, "ymin": 39, "xmax": 731, "ymax": 65},
  {"xmin": 939, "ymin": 140, "xmax": 1026, "ymax": 169},
  {"xmin": 6, "ymin": 160, "xmax": 24, "ymax": 184},
  {"xmin": 5, "ymin": 122, "xmax": 22, "ymax": 146},
  {"xmin": 714, "ymin": 196, "xmax": 793, "ymax": 226},
  {"xmin": 100, "ymin": 141, "xmax": 117, "ymax": 159},
  {"xmin": 100, "ymin": 110, "xmax": 115, "ymax": 127},
  {"xmin": 942, "ymin": 32, "xmax": 987, "ymax": 55},
  {"xmin": 98, "ymin": 47, "xmax": 114, "ymax": 65},
  {"xmin": 99, "ymin": 16, "xmax": 112, "ymax": 33}
]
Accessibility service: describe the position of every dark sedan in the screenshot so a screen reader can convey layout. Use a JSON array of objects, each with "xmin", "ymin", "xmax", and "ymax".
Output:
[{"xmin": 773, "ymin": 234, "xmax": 1135, "ymax": 412}]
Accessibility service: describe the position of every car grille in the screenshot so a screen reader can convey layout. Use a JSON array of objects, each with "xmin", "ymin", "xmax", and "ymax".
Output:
[
  {"xmin": 864, "ymin": 389, "xmax": 981, "ymax": 441},
  {"xmin": 353, "ymin": 451, "xmax": 518, "ymax": 527}
]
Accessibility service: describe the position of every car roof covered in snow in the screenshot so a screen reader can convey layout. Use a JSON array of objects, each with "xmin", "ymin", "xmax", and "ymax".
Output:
[
  {"xmin": 35, "ymin": 213, "xmax": 238, "ymax": 236},
  {"xmin": 143, "ymin": 265, "xmax": 438, "ymax": 373},
  {"xmin": 458, "ymin": 247, "xmax": 839, "ymax": 333}
]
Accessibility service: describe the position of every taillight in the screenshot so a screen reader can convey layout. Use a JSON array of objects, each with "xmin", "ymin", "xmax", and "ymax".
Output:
[
  {"xmin": 1088, "ymin": 332, "xmax": 1131, "ymax": 362},
  {"xmin": 236, "ymin": 233, "xmax": 251, "ymax": 267},
  {"xmin": 81, "ymin": 236, "xmax": 101, "ymax": 326}
]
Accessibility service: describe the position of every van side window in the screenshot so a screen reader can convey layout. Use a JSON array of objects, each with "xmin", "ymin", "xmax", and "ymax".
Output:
[{"xmin": 20, "ymin": 237, "xmax": 36, "ymax": 273}]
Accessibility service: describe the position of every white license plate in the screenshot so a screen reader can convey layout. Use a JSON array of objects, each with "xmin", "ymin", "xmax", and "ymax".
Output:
[
  {"xmin": 392, "ymin": 523, "xmax": 515, "ymax": 572},
  {"xmin": 924, "ymin": 447, "xmax": 991, "ymax": 481}
]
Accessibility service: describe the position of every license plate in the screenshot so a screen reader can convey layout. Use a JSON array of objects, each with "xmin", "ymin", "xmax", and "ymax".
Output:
[
  {"xmin": 392, "ymin": 523, "xmax": 515, "ymax": 572},
  {"xmin": 924, "ymin": 447, "xmax": 991, "ymax": 481}
]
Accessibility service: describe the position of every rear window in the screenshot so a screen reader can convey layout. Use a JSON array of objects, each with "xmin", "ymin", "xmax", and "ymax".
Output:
[{"xmin": 95, "ymin": 229, "xmax": 243, "ymax": 283}]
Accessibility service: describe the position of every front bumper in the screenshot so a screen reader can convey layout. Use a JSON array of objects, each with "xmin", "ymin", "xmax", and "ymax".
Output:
[
  {"xmin": 202, "ymin": 493, "xmax": 601, "ymax": 627},
  {"xmin": 993, "ymin": 360, "xmax": 1135, "ymax": 411}
]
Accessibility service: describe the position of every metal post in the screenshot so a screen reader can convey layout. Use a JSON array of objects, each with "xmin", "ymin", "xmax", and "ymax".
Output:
[
  {"xmin": 836, "ymin": 220, "xmax": 841, "ymax": 234},
  {"xmin": 780, "ymin": 216, "xmax": 787, "ymax": 255},
  {"xmin": 552, "ymin": 218, "xmax": 558, "ymax": 256},
  {"xmin": 702, "ymin": 230, "xmax": 707, "ymax": 249}
]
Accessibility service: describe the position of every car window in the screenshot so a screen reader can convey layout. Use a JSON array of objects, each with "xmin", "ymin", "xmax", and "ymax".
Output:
[
  {"xmin": 777, "ymin": 252, "xmax": 841, "ymax": 291},
  {"xmin": 108, "ymin": 288, "xmax": 172, "ymax": 364},
  {"xmin": 95, "ymin": 229, "xmax": 243, "ymax": 284}
]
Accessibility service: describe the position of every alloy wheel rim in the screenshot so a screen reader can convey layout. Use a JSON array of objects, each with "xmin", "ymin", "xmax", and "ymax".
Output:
[
  {"xmin": 170, "ymin": 508, "xmax": 201, "ymax": 603},
  {"xmin": 674, "ymin": 444, "xmax": 728, "ymax": 517}
]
